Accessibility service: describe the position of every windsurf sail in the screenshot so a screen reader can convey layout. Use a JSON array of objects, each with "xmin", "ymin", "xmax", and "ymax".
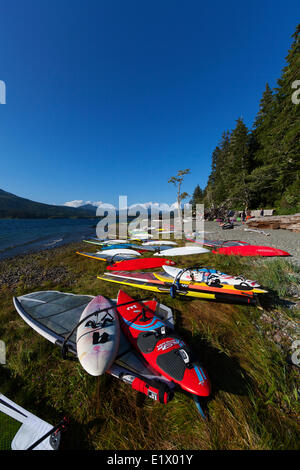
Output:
[
  {"xmin": 202, "ymin": 240, "xmax": 249, "ymax": 247},
  {"xmin": 13, "ymin": 291, "xmax": 176, "ymax": 401},
  {"xmin": 76, "ymin": 251, "xmax": 140, "ymax": 263},
  {"xmin": 0, "ymin": 393, "xmax": 61, "ymax": 450},
  {"xmin": 97, "ymin": 272, "xmax": 257, "ymax": 303}
]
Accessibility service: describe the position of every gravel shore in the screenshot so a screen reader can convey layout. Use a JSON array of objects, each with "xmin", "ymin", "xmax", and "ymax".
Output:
[{"xmin": 201, "ymin": 221, "xmax": 300, "ymax": 266}]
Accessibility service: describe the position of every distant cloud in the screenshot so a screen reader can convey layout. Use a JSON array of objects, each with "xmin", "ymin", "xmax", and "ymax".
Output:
[
  {"xmin": 64, "ymin": 200, "xmax": 186, "ymax": 210},
  {"xmin": 128, "ymin": 202, "xmax": 181, "ymax": 211},
  {"xmin": 64, "ymin": 200, "xmax": 86, "ymax": 208},
  {"xmin": 64, "ymin": 200, "xmax": 104, "ymax": 208}
]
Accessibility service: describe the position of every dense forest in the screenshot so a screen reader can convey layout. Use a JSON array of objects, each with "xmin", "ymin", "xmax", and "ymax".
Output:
[{"xmin": 190, "ymin": 24, "xmax": 300, "ymax": 215}]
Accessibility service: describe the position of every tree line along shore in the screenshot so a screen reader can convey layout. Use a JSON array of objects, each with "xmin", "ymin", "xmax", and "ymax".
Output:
[{"xmin": 189, "ymin": 24, "xmax": 300, "ymax": 217}]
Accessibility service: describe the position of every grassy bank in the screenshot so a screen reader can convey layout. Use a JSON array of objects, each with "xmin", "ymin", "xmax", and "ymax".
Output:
[{"xmin": 0, "ymin": 241, "xmax": 299, "ymax": 450}]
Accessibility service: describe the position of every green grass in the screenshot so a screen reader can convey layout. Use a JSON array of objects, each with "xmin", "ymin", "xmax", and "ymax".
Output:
[
  {"xmin": 0, "ymin": 412, "xmax": 22, "ymax": 450},
  {"xmin": 0, "ymin": 240, "xmax": 299, "ymax": 450}
]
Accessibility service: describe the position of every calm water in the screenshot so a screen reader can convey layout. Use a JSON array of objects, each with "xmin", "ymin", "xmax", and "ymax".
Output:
[{"xmin": 0, "ymin": 218, "xmax": 98, "ymax": 260}]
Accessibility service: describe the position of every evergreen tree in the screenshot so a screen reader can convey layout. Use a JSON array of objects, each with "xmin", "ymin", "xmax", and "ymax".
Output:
[
  {"xmin": 190, "ymin": 184, "xmax": 203, "ymax": 206},
  {"xmin": 227, "ymin": 118, "xmax": 251, "ymax": 209},
  {"xmin": 269, "ymin": 24, "xmax": 300, "ymax": 208},
  {"xmin": 253, "ymin": 83, "xmax": 274, "ymax": 132},
  {"xmin": 204, "ymin": 132, "xmax": 231, "ymax": 207},
  {"xmin": 201, "ymin": 24, "xmax": 300, "ymax": 214}
]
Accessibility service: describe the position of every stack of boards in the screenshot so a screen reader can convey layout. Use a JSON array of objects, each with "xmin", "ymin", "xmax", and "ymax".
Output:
[
  {"xmin": 76, "ymin": 250, "xmax": 177, "ymax": 269},
  {"xmin": 13, "ymin": 290, "xmax": 213, "ymax": 414},
  {"xmin": 13, "ymin": 290, "xmax": 180, "ymax": 406},
  {"xmin": 77, "ymin": 241, "xmax": 211, "ymax": 264},
  {"xmin": 76, "ymin": 248, "xmax": 142, "ymax": 263},
  {"xmin": 162, "ymin": 265, "xmax": 261, "ymax": 287},
  {"xmin": 83, "ymin": 241, "xmax": 160, "ymax": 253},
  {"xmin": 97, "ymin": 269, "xmax": 266, "ymax": 304},
  {"xmin": 80, "ymin": 237, "xmax": 290, "ymax": 258}
]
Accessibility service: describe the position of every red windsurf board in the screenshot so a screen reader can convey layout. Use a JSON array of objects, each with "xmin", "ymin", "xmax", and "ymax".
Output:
[
  {"xmin": 107, "ymin": 257, "xmax": 176, "ymax": 271},
  {"xmin": 116, "ymin": 290, "xmax": 211, "ymax": 397},
  {"xmin": 212, "ymin": 245, "xmax": 291, "ymax": 256}
]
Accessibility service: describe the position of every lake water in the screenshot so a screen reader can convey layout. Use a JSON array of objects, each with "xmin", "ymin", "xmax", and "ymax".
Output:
[{"xmin": 0, "ymin": 218, "xmax": 98, "ymax": 260}]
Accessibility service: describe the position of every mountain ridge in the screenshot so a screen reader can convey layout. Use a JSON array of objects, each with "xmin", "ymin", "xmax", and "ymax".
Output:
[{"xmin": 0, "ymin": 189, "xmax": 96, "ymax": 218}]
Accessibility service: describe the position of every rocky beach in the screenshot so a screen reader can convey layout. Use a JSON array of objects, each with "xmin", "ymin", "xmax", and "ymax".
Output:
[{"xmin": 201, "ymin": 220, "xmax": 300, "ymax": 266}]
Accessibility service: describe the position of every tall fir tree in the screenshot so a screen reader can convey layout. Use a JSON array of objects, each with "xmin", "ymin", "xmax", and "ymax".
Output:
[
  {"xmin": 190, "ymin": 184, "xmax": 203, "ymax": 206},
  {"xmin": 227, "ymin": 118, "xmax": 251, "ymax": 209},
  {"xmin": 201, "ymin": 24, "xmax": 300, "ymax": 213},
  {"xmin": 270, "ymin": 24, "xmax": 300, "ymax": 208}
]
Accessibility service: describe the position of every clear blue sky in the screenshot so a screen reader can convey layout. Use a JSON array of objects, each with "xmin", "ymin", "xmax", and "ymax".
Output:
[{"xmin": 0, "ymin": 0, "xmax": 298, "ymax": 207}]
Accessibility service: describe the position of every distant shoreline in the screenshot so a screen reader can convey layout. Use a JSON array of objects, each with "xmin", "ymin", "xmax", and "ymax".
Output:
[
  {"xmin": 0, "ymin": 239, "xmax": 83, "ymax": 262},
  {"xmin": 0, "ymin": 239, "xmax": 81, "ymax": 263},
  {"xmin": 1, "ymin": 219, "xmax": 299, "ymax": 264}
]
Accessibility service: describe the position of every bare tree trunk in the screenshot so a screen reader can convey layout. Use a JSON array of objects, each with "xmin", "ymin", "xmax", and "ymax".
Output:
[{"xmin": 177, "ymin": 182, "xmax": 183, "ymax": 229}]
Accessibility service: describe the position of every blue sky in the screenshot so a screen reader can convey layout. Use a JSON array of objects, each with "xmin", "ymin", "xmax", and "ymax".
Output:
[{"xmin": 0, "ymin": 0, "xmax": 298, "ymax": 207}]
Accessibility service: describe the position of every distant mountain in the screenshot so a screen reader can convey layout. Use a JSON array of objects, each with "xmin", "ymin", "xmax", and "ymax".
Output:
[
  {"xmin": 0, "ymin": 189, "xmax": 96, "ymax": 218},
  {"xmin": 79, "ymin": 204, "xmax": 98, "ymax": 214},
  {"xmin": 63, "ymin": 201, "xmax": 169, "ymax": 221}
]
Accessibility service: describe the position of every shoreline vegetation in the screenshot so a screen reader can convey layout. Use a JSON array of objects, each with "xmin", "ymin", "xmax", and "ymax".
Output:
[{"xmin": 0, "ymin": 223, "xmax": 299, "ymax": 450}]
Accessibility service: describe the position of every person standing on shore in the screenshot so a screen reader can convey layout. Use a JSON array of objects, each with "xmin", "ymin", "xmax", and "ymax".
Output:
[
  {"xmin": 260, "ymin": 208, "xmax": 264, "ymax": 217},
  {"xmin": 242, "ymin": 210, "xmax": 246, "ymax": 222}
]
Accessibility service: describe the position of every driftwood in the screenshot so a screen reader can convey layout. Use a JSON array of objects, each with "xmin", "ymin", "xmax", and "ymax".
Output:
[{"xmin": 246, "ymin": 214, "xmax": 300, "ymax": 232}]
